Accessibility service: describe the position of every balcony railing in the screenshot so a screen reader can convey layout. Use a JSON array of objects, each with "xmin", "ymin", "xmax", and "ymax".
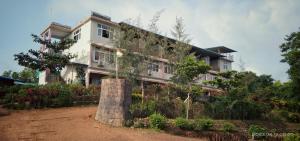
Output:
[{"xmin": 221, "ymin": 53, "xmax": 234, "ymax": 61}]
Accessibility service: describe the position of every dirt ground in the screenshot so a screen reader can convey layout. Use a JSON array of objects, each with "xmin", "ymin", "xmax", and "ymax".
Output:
[{"xmin": 0, "ymin": 106, "xmax": 205, "ymax": 141}]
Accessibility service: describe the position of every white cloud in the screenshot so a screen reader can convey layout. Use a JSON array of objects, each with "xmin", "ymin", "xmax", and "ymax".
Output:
[{"xmin": 46, "ymin": 0, "xmax": 300, "ymax": 81}]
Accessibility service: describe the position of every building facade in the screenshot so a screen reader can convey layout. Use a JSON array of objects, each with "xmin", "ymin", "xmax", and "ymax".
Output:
[{"xmin": 38, "ymin": 12, "xmax": 236, "ymax": 92}]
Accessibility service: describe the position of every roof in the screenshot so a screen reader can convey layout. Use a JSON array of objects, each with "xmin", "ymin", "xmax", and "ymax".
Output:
[
  {"xmin": 206, "ymin": 46, "xmax": 237, "ymax": 53},
  {"xmin": 118, "ymin": 22, "xmax": 224, "ymax": 58}
]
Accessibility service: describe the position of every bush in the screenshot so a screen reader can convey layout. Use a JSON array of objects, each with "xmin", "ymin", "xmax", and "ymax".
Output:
[
  {"xmin": 133, "ymin": 118, "xmax": 149, "ymax": 128},
  {"xmin": 222, "ymin": 122, "xmax": 235, "ymax": 132},
  {"xmin": 284, "ymin": 133, "xmax": 300, "ymax": 141},
  {"xmin": 149, "ymin": 113, "xmax": 167, "ymax": 130},
  {"xmin": 174, "ymin": 117, "xmax": 193, "ymax": 130},
  {"xmin": 248, "ymin": 124, "xmax": 267, "ymax": 140},
  {"xmin": 1, "ymin": 83, "xmax": 99, "ymax": 109},
  {"xmin": 130, "ymin": 100, "xmax": 156, "ymax": 118},
  {"xmin": 194, "ymin": 118, "xmax": 214, "ymax": 131},
  {"xmin": 287, "ymin": 113, "xmax": 300, "ymax": 123}
]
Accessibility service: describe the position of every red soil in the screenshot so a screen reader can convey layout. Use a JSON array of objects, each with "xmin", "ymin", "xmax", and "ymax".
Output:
[{"xmin": 0, "ymin": 106, "xmax": 205, "ymax": 141}]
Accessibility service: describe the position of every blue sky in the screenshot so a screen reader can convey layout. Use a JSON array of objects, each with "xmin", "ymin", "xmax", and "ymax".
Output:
[{"xmin": 1, "ymin": 0, "xmax": 300, "ymax": 82}]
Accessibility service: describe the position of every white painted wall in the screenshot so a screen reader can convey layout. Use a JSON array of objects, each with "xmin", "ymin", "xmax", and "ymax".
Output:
[
  {"xmin": 65, "ymin": 21, "xmax": 92, "ymax": 65},
  {"xmin": 90, "ymin": 20, "xmax": 116, "ymax": 49}
]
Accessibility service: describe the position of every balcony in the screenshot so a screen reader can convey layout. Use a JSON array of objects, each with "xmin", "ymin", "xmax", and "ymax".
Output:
[{"xmin": 221, "ymin": 53, "xmax": 234, "ymax": 61}]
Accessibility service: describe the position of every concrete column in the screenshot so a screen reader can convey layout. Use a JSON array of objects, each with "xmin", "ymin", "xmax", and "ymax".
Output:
[
  {"xmin": 85, "ymin": 71, "xmax": 90, "ymax": 88},
  {"xmin": 95, "ymin": 79, "xmax": 132, "ymax": 127}
]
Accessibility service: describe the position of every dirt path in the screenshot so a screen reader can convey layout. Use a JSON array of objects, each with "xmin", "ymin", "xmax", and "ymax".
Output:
[{"xmin": 0, "ymin": 106, "xmax": 206, "ymax": 141}]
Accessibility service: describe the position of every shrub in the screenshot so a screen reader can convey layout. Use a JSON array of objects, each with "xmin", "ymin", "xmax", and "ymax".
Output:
[
  {"xmin": 287, "ymin": 113, "xmax": 300, "ymax": 123},
  {"xmin": 284, "ymin": 133, "xmax": 300, "ymax": 141},
  {"xmin": 132, "ymin": 93, "xmax": 142, "ymax": 104},
  {"xmin": 174, "ymin": 117, "xmax": 193, "ymax": 130},
  {"xmin": 222, "ymin": 122, "xmax": 235, "ymax": 132},
  {"xmin": 194, "ymin": 118, "xmax": 214, "ymax": 131},
  {"xmin": 149, "ymin": 113, "xmax": 167, "ymax": 130},
  {"xmin": 133, "ymin": 118, "xmax": 149, "ymax": 128},
  {"xmin": 248, "ymin": 124, "xmax": 267, "ymax": 140},
  {"xmin": 1, "ymin": 83, "xmax": 100, "ymax": 109},
  {"xmin": 130, "ymin": 100, "xmax": 156, "ymax": 118}
]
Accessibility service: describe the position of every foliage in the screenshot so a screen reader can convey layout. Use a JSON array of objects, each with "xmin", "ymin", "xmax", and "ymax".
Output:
[
  {"xmin": 168, "ymin": 17, "xmax": 192, "ymax": 63},
  {"xmin": 149, "ymin": 113, "xmax": 167, "ymax": 130},
  {"xmin": 130, "ymin": 97, "xmax": 186, "ymax": 119},
  {"xmin": 1, "ymin": 68, "xmax": 38, "ymax": 83},
  {"xmin": 174, "ymin": 117, "xmax": 193, "ymax": 130},
  {"xmin": 248, "ymin": 125, "xmax": 267, "ymax": 140},
  {"xmin": 172, "ymin": 55, "xmax": 210, "ymax": 85},
  {"xmin": 194, "ymin": 118, "xmax": 214, "ymax": 131},
  {"xmin": 75, "ymin": 66, "xmax": 86, "ymax": 85},
  {"xmin": 1, "ymin": 83, "xmax": 99, "ymax": 109},
  {"xmin": 284, "ymin": 133, "xmax": 300, "ymax": 141},
  {"xmin": 222, "ymin": 122, "xmax": 235, "ymax": 132},
  {"xmin": 14, "ymin": 34, "xmax": 76, "ymax": 74},
  {"xmin": 279, "ymin": 29, "xmax": 300, "ymax": 99},
  {"xmin": 130, "ymin": 100, "xmax": 156, "ymax": 118},
  {"xmin": 114, "ymin": 12, "xmax": 168, "ymax": 85},
  {"xmin": 2, "ymin": 70, "xmax": 12, "ymax": 77}
]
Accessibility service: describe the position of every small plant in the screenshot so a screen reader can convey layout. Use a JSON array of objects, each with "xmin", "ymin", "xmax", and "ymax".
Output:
[
  {"xmin": 248, "ymin": 124, "xmax": 267, "ymax": 140},
  {"xmin": 133, "ymin": 119, "xmax": 149, "ymax": 128},
  {"xmin": 149, "ymin": 113, "xmax": 167, "ymax": 130},
  {"xmin": 287, "ymin": 113, "xmax": 300, "ymax": 123},
  {"xmin": 222, "ymin": 122, "xmax": 235, "ymax": 132},
  {"xmin": 174, "ymin": 117, "xmax": 193, "ymax": 130},
  {"xmin": 284, "ymin": 133, "xmax": 300, "ymax": 141},
  {"xmin": 194, "ymin": 118, "xmax": 214, "ymax": 131}
]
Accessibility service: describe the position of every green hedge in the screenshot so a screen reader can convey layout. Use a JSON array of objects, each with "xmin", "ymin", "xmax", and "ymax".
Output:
[{"xmin": 1, "ymin": 83, "xmax": 100, "ymax": 109}]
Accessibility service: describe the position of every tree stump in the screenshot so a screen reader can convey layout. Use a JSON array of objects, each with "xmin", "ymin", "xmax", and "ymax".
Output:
[{"xmin": 95, "ymin": 79, "xmax": 131, "ymax": 127}]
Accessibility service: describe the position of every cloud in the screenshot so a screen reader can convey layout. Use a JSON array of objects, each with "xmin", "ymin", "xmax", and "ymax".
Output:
[{"xmin": 46, "ymin": 0, "xmax": 300, "ymax": 81}]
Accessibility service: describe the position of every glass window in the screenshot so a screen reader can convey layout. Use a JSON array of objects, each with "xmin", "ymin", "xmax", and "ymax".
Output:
[
  {"xmin": 94, "ymin": 49, "xmax": 115, "ymax": 66},
  {"xmin": 223, "ymin": 62, "xmax": 228, "ymax": 70},
  {"xmin": 164, "ymin": 63, "xmax": 173, "ymax": 74},
  {"xmin": 148, "ymin": 61, "xmax": 159, "ymax": 72},
  {"xmin": 73, "ymin": 28, "xmax": 81, "ymax": 41},
  {"xmin": 97, "ymin": 24, "xmax": 113, "ymax": 39}
]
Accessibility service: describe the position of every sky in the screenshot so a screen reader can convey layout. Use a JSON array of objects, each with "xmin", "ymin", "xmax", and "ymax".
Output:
[{"xmin": 0, "ymin": 0, "xmax": 299, "ymax": 82}]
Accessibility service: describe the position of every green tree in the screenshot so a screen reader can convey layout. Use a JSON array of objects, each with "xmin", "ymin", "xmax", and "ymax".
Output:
[
  {"xmin": 19, "ymin": 68, "xmax": 38, "ymax": 83},
  {"xmin": 11, "ymin": 72, "xmax": 19, "ymax": 79},
  {"xmin": 280, "ymin": 29, "xmax": 300, "ymax": 99},
  {"xmin": 114, "ymin": 11, "xmax": 168, "ymax": 102},
  {"xmin": 14, "ymin": 34, "xmax": 76, "ymax": 80},
  {"xmin": 75, "ymin": 66, "xmax": 86, "ymax": 85},
  {"xmin": 2, "ymin": 70, "xmax": 12, "ymax": 78},
  {"xmin": 171, "ymin": 55, "xmax": 210, "ymax": 119}
]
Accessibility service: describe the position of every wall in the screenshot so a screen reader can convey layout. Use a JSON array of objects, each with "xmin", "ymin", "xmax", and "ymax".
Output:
[
  {"xmin": 66, "ymin": 20, "xmax": 92, "ymax": 65},
  {"xmin": 90, "ymin": 20, "xmax": 116, "ymax": 49}
]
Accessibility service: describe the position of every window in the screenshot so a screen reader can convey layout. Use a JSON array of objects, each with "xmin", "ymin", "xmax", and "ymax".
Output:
[
  {"xmin": 97, "ymin": 24, "xmax": 113, "ymax": 39},
  {"xmin": 204, "ymin": 57, "xmax": 210, "ymax": 65},
  {"xmin": 223, "ymin": 62, "xmax": 229, "ymax": 70},
  {"xmin": 73, "ymin": 28, "xmax": 81, "ymax": 41},
  {"xmin": 147, "ymin": 61, "xmax": 159, "ymax": 72},
  {"xmin": 94, "ymin": 49, "xmax": 115, "ymax": 66},
  {"xmin": 164, "ymin": 63, "xmax": 173, "ymax": 74}
]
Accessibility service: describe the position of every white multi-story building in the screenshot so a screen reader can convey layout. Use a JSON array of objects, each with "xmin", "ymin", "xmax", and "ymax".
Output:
[{"xmin": 38, "ymin": 12, "xmax": 236, "ymax": 93}]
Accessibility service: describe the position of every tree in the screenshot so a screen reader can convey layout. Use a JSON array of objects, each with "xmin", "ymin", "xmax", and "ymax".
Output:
[
  {"xmin": 19, "ymin": 68, "xmax": 38, "ymax": 83},
  {"xmin": 171, "ymin": 55, "xmax": 210, "ymax": 119},
  {"xmin": 168, "ymin": 17, "xmax": 191, "ymax": 63},
  {"xmin": 11, "ymin": 72, "xmax": 19, "ymax": 79},
  {"xmin": 279, "ymin": 29, "xmax": 300, "ymax": 99},
  {"xmin": 2, "ymin": 70, "xmax": 12, "ymax": 78},
  {"xmin": 14, "ymin": 34, "xmax": 76, "ymax": 77},
  {"xmin": 114, "ymin": 11, "xmax": 168, "ymax": 103},
  {"xmin": 75, "ymin": 66, "xmax": 86, "ymax": 85}
]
